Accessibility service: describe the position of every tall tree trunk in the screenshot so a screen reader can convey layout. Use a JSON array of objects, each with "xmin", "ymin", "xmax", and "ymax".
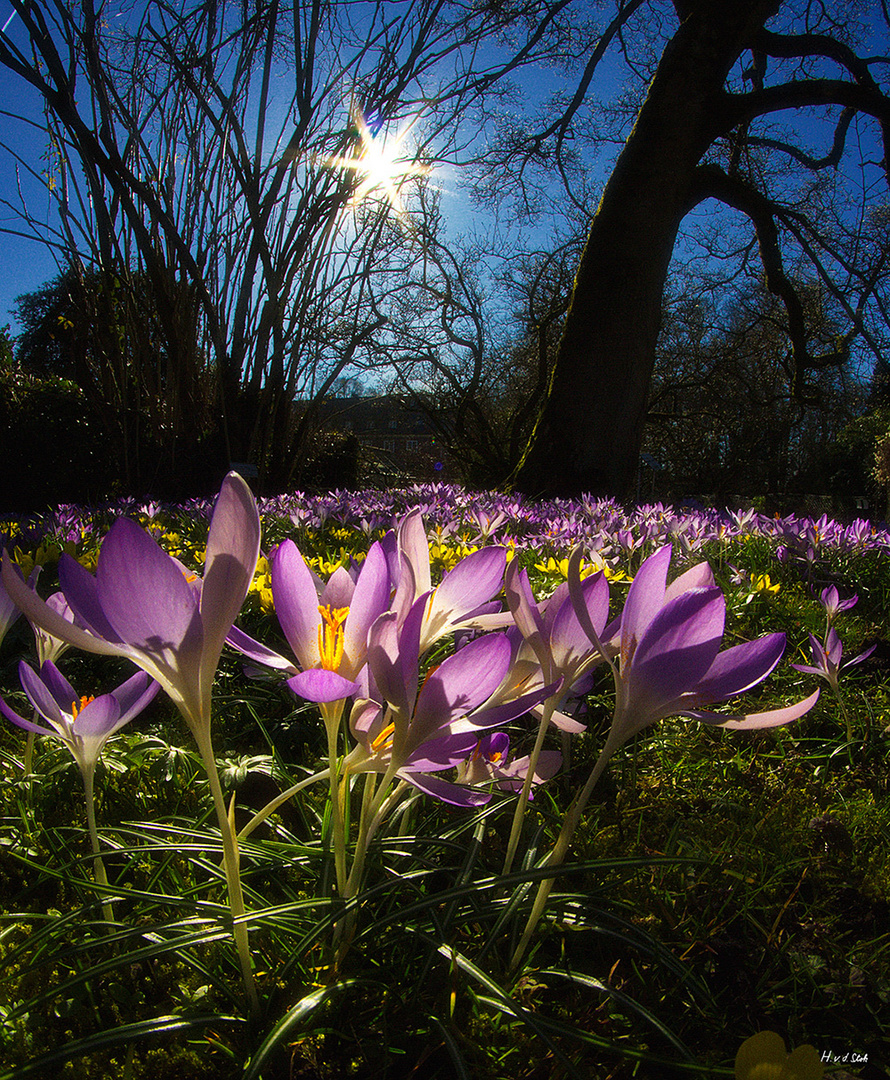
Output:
[{"xmin": 512, "ymin": 0, "xmax": 778, "ymax": 499}]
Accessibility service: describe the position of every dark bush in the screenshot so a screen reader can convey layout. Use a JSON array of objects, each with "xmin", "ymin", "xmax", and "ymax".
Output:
[{"xmin": 0, "ymin": 366, "xmax": 115, "ymax": 512}]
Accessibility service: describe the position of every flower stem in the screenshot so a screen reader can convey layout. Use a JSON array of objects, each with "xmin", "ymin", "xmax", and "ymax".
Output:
[
  {"xmin": 510, "ymin": 742, "xmax": 614, "ymax": 971},
  {"xmin": 336, "ymin": 776, "xmax": 408, "ymax": 964},
  {"xmin": 236, "ymin": 767, "xmax": 331, "ymax": 842},
  {"xmin": 81, "ymin": 764, "xmax": 114, "ymax": 924},
  {"xmin": 503, "ymin": 698, "xmax": 555, "ymax": 876},
  {"xmin": 197, "ymin": 730, "xmax": 260, "ymax": 1017},
  {"xmin": 322, "ymin": 701, "xmax": 348, "ymax": 898},
  {"xmin": 23, "ymin": 729, "xmax": 36, "ymax": 777},
  {"xmin": 834, "ymin": 687, "xmax": 854, "ymax": 744}
]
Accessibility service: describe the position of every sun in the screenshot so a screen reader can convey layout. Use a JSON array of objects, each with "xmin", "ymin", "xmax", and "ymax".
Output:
[{"xmin": 327, "ymin": 110, "xmax": 430, "ymax": 214}]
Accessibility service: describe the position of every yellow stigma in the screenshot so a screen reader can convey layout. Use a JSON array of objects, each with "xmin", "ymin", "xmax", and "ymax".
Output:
[
  {"xmin": 317, "ymin": 605, "xmax": 349, "ymax": 671},
  {"xmin": 71, "ymin": 695, "xmax": 95, "ymax": 719}
]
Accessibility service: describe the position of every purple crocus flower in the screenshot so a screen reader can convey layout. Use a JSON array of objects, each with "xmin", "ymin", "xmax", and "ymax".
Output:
[
  {"xmin": 819, "ymin": 585, "xmax": 858, "ymax": 619},
  {"xmin": 791, "ymin": 629, "xmax": 875, "ymax": 695},
  {"xmin": 2, "ymin": 478, "xmax": 261, "ymax": 964},
  {"xmin": 579, "ymin": 545, "xmax": 820, "ymax": 759},
  {"xmin": 504, "ymin": 557, "xmax": 611, "ymax": 732},
  {"xmin": 390, "ymin": 508, "xmax": 510, "ymax": 652},
  {"xmin": 0, "ymin": 660, "xmax": 159, "ymax": 777},
  {"xmin": 227, "ymin": 537, "xmax": 391, "ymax": 704},
  {"xmin": 345, "ymin": 596, "xmax": 553, "ymax": 805},
  {"xmin": 511, "ymin": 545, "xmax": 821, "ymax": 967},
  {"xmin": 1, "ymin": 473, "xmax": 261, "ymax": 740},
  {"xmin": 456, "ymin": 731, "xmax": 562, "ymax": 797}
]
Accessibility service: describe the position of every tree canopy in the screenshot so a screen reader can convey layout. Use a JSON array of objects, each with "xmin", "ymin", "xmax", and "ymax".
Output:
[{"xmin": 1, "ymin": 0, "xmax": 888, "ymax": 499}]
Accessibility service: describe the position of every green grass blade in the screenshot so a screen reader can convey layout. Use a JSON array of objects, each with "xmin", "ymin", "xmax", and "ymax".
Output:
[{"xmin": 0, "ymin": 1013, "xmax": 244, "ymax": 1080}]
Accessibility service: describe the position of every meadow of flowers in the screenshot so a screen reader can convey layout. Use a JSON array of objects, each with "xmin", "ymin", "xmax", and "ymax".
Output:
[{"xmin": 0, "ymin": 477, "xmax": 888, "ymax": 1080}]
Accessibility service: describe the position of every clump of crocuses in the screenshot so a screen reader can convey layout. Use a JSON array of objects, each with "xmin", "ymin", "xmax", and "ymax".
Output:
[{"xmin": 1, "ymin": 474, "xmax": 825, "ymax": 1003}]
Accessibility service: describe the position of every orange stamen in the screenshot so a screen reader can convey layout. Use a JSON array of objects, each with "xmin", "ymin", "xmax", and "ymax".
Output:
[
  {"xmin": 71, "ymin": 695, "xmax": 95, "ymax": 718},
  {"xmin": 371, "ymin": 721, "xmax": 396, "ymax": 753}
]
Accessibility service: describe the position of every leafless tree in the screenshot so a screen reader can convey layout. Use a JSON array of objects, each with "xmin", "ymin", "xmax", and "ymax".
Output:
[
  {"xmin": 0, "ymin": 0, "xmax": 568, "ymax": 489},
  {"xmin": 490, "ymin": 0, "xmax": 890, "ymax": 497},
  {"xmin": 360, "ymin": 184, "xmax": 581, "ymax": 484}
]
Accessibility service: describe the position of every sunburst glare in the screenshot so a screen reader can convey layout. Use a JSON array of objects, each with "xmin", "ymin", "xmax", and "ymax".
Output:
[{"xmin": 327, "ymin": 110, "xmax": 431, "ymax": 215}]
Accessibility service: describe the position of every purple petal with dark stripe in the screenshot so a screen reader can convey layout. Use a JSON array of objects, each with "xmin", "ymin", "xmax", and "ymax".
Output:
[
  {"xmin": 619, "ymin": 545, "xmax": 672, "ymax": 666},
  {"xmin": 628, "ymin": 589, "xmax": 724, "ymax": 706}
]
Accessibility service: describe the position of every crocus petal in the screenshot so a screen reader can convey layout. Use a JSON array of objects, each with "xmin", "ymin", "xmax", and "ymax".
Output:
[
  {"xmin": 566, "ymin": 548, "xmax": 612, "ymax": 662},
  {"xmin": 423, "ymin": 547, "xmax": 507, "ymax": 647},
  {"xmin": 537, "ymin": 704, "xmax": 587, "ymax": 734},
  {"xmin": 398, "ymin": 769, "xmax": 492, "ymax": 807},
  {"xmin": 479, "ymin": 731, "xmax": 510, "ymax": 759},
  {"xmin": 227, "ymin": 625, "xmax": 297, "ymax": 673},
  {"xmin": 690, "ymin": 689, "xmax": 820, "ymax": 729},
  {"xmin": 627, "ymin": 589, "xmax": 725, "ymax": 707},
  {"xmin": 824, "ymin": 627, "xmax": 843, "ymax": 667},
  {"xmin": 397, "ymin": 509, "xmax": 432, "ymax": 596},
  {"xmin": 0, "ymin": 696, "xmax": 56, "ymax": 737},
  {"xmin": 805, "ymin": 633, "xmax": 829, "ymax": 668},
  {"xmin": 3, "ymin": 552, "xmax": 122, "ymax": 660},
  {"xmin": 32, "ymin": 660, "xmax": 79, "ymax": 714},
  {"xmin": 111, "ymin": 670, "xmax": 161, "ymax": 724},
  {"xmin": 95, "ymin": 518, "xmax": 202, "ymax": 653},
  {"xmin": 271, "ymin": 540, "xmax": 322, "ymax": 669},
  {"xmin": 349, "ymin": 698, "xmax": 382, "ymax": 747},
  {"xmin": 57, "ymin": 554, "xmax": 124, "ymax": 643},
  {"xmin": 37, "ymin": 591, "xmax": 80, "ymax": 665},
  {"xmin": 200, "ymin": 472, "xmax": 262, "ymax": 696},
  {"xmin": 619, "ymin": 544, "xmax": 672, "ymax": 667},
  {"xmin": 550, "ymin": 571, "xmax": 609, "ymax": 671},
  {"xmin": 342, "ymin": 542, "xmax": 390, "ymax": 673},
  {"xmin": 692, "ymin": 633, "xmax": 786, "ymax": 702},
  {"xmin": 494, "ymin": 749, "xmax": 563, "ymax": 793},
  {"xmin": 319, "ymin": 566, "xmax": 355, "ymax": 612},
  {"xmin": 462, "ymin": 677, "xmax": 564, "ymax": 735},
  {"xmin": 71, "ymin": 695, "xmax": 122, "ymax": 740},
  {"xmin": 789, "ymin": 662, "xmax": 829, "ymax": 678},
  {"xmin": 413, "ymin": 633, "xmax": 511, "ymax": 739},
  {"xmin": 287, "ymin": 668, "xmax": 359, "ymax": 703},
  {"xmin": 504, "ymin": 561, "xmax": 549, "ymax": 673},
  {"xmin": 404, "ymin": 730, "xmax": 479, "ymax": 770},
  {"xmin": 456, "ymin": 610, "xmax": 516, "ymax": 632},
  {"xmin": 435, "ymin": 547, "xmax": 506, "ymax": 614},
  {"xmin": 367, "ymin": 596, "xmax": 425, "ymax": 716},
  {"xmin": 842, "ymin": 643, "xmax": 877, "ymax": 670},
  {"xmin": 820, "ymin": 584, "xmax": 840, "ymax": 612},
  {"xmin": 664, "ymin": 561, "xmax": 715, "ymax": 600},
  {"xmin": 19, "ymin": 661, "xmax": 68, "ymax": 728}
]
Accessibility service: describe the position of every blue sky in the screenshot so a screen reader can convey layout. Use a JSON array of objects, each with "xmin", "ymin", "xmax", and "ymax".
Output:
[
  {"xmin": 0, "ymin": 3, "xmax": 573, "ymax": 334},
  {"xmin": 1, "ymin": 2, "xmax": 885, "ymax": 357},
  {"xmin": 0, "ymin": 8, "xmax": 62, "ymax": 330}
]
